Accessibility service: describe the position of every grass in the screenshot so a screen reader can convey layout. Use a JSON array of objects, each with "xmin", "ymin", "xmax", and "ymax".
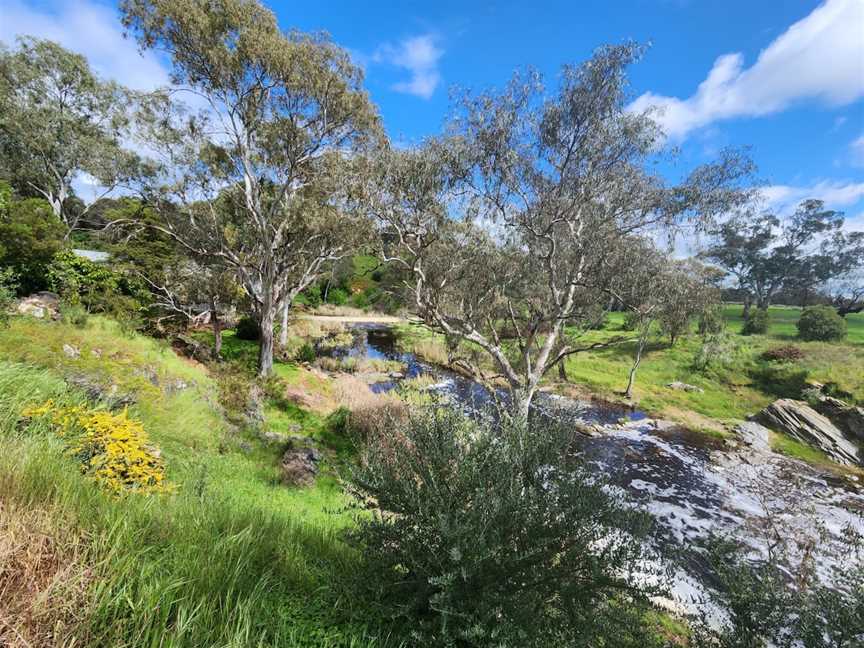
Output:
[{"xmin": 0, "ymin": 316, "xmax": 400, "ymax": 647}]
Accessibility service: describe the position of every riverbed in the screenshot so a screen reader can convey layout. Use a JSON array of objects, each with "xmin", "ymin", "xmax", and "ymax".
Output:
[{"xmin": 327, "ymin": 323, "xmax": 864, "ymax": 608}]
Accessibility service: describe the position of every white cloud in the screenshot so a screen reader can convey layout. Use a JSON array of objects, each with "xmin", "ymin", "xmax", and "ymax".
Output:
[
  {"xmin": 630, "ymin": 0, "xmax": 864, "ymax": 140},
  {"xmin": 0, "ymin": 0, "xmax": 169, "ymax": 91},
  {"xmin": 374, "ymin": 34, "xmax": 443, "ymax": 99},
  {"xmin": 760, "ymin": 179, "xmax": 864, "ymax": 230}
]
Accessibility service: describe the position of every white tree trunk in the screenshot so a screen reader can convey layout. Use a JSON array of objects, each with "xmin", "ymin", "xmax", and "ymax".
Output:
[{"xmin": 279, "ymin": 300, "xmax": 289, "ymax": 347}]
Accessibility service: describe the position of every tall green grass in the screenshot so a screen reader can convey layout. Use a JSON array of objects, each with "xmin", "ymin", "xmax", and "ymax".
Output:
[{"xmin": 0, "ymin": 337, "xmax": 399, "ymax": 647}]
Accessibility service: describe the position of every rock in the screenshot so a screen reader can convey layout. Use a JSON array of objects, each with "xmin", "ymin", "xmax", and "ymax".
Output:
[
  {"xmin": 17, "ymin": 292, "xmax": 59, "ymax": 319},
  {"xmin": 66, "ymin": 374, "xmax": 136, "ymax": 409},
  {"xmin": 815, "ymin": 396, "xmax": 864, "ymax": 442},
  {"xmin": 171, "ymin": 334, "xmax": 214, "ymax": 364},
  {"xmin": 133, "ymin": 365, "xmax": 160, "ymax": 386},
  {"xmin": 734, "ymin": 421, "xmax": 772, "ymax": 453},
  {"xmin": 260, "ymin": 431, "xmax": 291, "ymax": 446},
  {"xmin": 62, "ymin": 343, "xmax": 80, "ymax": 359},
  {"xmin": 667, "ymin": 381, "xmax": 704, "ymax": 393},
  {"xmin": 280, "ymin": 441, "xmax": 321, "ymax": 487},
  {"xmin": 754, "ymin": 399, "xmax": 861, "ymax": 466}
]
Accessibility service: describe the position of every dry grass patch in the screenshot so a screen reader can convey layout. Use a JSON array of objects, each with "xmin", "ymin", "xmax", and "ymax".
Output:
[{"xmin": 0, "ymin": 500, "xmax": 92, "ymax": 647}]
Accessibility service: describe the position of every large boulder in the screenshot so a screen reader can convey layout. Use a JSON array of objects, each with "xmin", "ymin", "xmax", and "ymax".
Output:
[
  {"xmin": 734, "ymin": 421, "xmax": 772, "ymax": 453},
  {"xmin": 280, "ymin": 441, "xmax": 322, "ymax": 487},
  {"xmin": 753, "ymin": 399, "xmax": 861, "ymax": 466},
  {"xmin": 814, "ymin": 396, "xmax": 864, "ymax": 443},
  {"xmin": 17, "ymin": 292, "xmax": 60, "ymax": 319}
]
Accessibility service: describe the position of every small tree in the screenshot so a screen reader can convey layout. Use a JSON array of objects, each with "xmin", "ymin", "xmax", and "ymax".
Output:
[
  {"xmin": 121, "ymin": 0, "xmax": 380, "ymax": 376},
  {"xmin": 0, "ymin": 37, "xmax": 139, "ymax": 237},
  {"xmin": 797, "ymin": 305, "xmax": 847, "ymax": 342},
  {"xmin": 831, "ymin": 268, "xmax": 864, "ymax": 318},
  {"xmin": 657, "ymin": 259, "xmax": 720, "ymax": 346},
  {"xmin": 741, "ymin": 308, "xmax": 770, "ymax": 335}
]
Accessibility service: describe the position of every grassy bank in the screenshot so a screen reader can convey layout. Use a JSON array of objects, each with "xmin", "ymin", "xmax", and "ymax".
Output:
[{"xmin": 0, "ymin": 316, "xmax": 397, "ymax": 647}]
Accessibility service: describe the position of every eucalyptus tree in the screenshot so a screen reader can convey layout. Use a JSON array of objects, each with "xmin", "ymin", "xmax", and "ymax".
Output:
[
  {"xmin": 121, "ymin": 0, "xmax": 381, "ymax": 375},
  {"xmin": 369, "ymin": 44, "xmax": 752, "ymax": 419},
  {"xmin": 702, "ymin": 199, "xmax": 861, "ymax": 317},
  {"xmin": 0, "ymin": 37, "xmax": 138, "ymax": 237}
]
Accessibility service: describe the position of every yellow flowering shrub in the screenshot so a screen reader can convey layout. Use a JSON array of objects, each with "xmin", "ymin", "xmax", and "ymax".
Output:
[{"xmin": 22, "ymin": 400, "xmax": 170, "ymax": 495}]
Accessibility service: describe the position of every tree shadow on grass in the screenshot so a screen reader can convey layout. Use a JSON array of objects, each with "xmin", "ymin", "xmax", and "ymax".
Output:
[{"xmin": 748, "ymin": 364, "xmax": 810, "ymax": 400}]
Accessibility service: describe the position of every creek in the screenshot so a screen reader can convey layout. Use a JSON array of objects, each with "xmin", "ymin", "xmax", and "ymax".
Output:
[{"xmin": 328, "ymin": 323, "xmax": 864, "ymax": 608}]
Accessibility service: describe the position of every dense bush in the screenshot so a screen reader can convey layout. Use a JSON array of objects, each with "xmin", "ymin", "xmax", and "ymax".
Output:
[
  {"xmin": 0, "ymin": 188, "xmax": 66, "ymax": 294},
  {"xmin": 692, "ymin": 332, "xmax": 741, "ymax": 373},
  {"xmin": 761, "ymin": 345, "xmax": 805, "ymax": 362},
  {"xmin": 59, "ymin": 303, "xmax": 89, "ymax": 328},
  {"xmin": 234, "ymin": 315, "xmax": 260, "ymax": 341},
  {"xmin": 0, "ymin": 268, "xmax": 17, "ymax": 327},
  {"xmin": 346, "ymin": 408, "xmax": 665, "ymax": 647},
  {"xmin": 295, "ymin": 342, "xmax": 316, "ymax": 363},
  {"xmin": 326, "ymin": 287, "xmax": 349, "ymax": 306},
  {"xmin": 47, "ymin": 250, "xmax": 118, "ymax": 307},
  {"xmin": 742, "ymin": 308, "xmax": 769, "ymax": 335},
  {"xmin": 22, "ymin": 400, "xmax": 169, "ymax": 494},
  {"xmin": 797, "ymin": 305, "xmax": 847, "ymax": 342},
  {"xmin": 697, "ymin": 304, "xmax": 726, "ymax": 335}
]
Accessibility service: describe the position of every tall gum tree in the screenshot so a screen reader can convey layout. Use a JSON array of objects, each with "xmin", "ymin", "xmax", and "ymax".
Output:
[
  {"xmin": 369, "ymin": 44, "xmax": 753, "ymax": 420},
  {"xmin": 121, "ymin": 0, "xmax": 381, "ymax": 375},
  {"xmin": 0, "ymin": 37, "xmax": 138, "ymax": 237}
]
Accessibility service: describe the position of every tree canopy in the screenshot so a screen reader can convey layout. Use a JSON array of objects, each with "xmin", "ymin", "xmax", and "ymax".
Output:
[
  {"xmin": 120, "ymin": 0, "xmax": 382, "ymax": 375},
  {"xmin": 0, "ymin": 37, "xmax": 139, "ymax": 236}
]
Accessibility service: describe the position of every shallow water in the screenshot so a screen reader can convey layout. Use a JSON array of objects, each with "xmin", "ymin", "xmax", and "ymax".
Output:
[{"xmin": 336, "ymin": 324, "xmax": 864, "ymax": 606}]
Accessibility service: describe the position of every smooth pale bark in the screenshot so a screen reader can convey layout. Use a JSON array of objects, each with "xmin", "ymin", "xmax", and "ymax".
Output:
[
  {"xmin": 625, "ymin": 335, "xmax": 646, "ymax": 399},
  {"xmin": 257, "ymin": 301, "xmax": 276, "ymax": 377},
  {"xmin": 279, "ymin": 301, "xmax": 289, "ymax": 347},
  {"xmin": 210, "ymin": 297, "xmax": 222, "ymax": 356}
]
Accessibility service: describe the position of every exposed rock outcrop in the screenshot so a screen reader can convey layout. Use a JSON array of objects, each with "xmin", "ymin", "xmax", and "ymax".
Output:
[
  {"xmin": 734, "ymin": 421, "xmax": 772, "ymax": 453},
  {"xmin": 754, "ymin": 399, "xmax": 861, "ymax": 466},
  {"xmin": 814, "ymin": 396, "xmax": 864, "ymax": 442},
  {"xmin": 17, "ymin": 292, "xmax": 59, "ymax": 319},
  {"xmin": 666, "ymin": 381, "xmax": 704, "ymax": 393},
  {"xmin": 280, "ymin": 441, "xmax": 322, "ymax": 487}
]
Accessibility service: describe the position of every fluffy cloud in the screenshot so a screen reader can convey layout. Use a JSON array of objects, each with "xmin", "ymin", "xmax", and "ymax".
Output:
[
  {"xmin": 760, "ymin": 180, "xmax": 864, "ymax": 231},
  {"xmin": 630, "ymin": 0, "xmax": 864, "ymax": 140},
  {"xmin": 374, "ymin": 34, "xmax": 443, "ymax": 99},
  {"xmin": 0, "ymin": 0, "xmax": 169, "ymax": 91}
]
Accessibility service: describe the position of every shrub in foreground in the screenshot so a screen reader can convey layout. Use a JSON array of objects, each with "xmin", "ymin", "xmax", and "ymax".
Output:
[
  {"xmin": 797, "ymin": 305, "xmax": 847, "ymax": 342},
  {"xmin": 690, "ymin": 526, "xmax": 864, "ymax": 647},
  {"xmin": 742, "ymin": 308, "xmax": 769, "ymax": 335},
  {"xmin": 346, "ymin": 408, "xmax": 667, "ymax": 647}
]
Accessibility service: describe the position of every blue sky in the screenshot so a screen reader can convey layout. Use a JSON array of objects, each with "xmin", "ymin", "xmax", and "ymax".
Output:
[{"xmin": 2, "ymin": 0, "xmax": 863, "ymax": 229}]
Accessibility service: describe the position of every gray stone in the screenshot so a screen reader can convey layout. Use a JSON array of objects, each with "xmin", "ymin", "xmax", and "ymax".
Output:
[
  {"xmin": 754, "ymin": 399, "xmax": 861, "ymax": 466},
  {"xmin": 62, "ymin": 343, "xmax": 80, "ymax": 358},
  {"xmin": 280, "ymin": 441, "xmax": 321, "ymax": 487},
  {"xmin": 667, "ymin": 381, "xmax": 704, "ymax": 393},
  {"xmin": 734, "ymin": 421, "xmax": 772, "ymax": 453},
  {"xmin": 815, "ymin": 397, "xmax": 864, "ymax": 442},
  {"xmin": 17, "ymin": 292, "xmax": 59, "ymax": 319}
]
